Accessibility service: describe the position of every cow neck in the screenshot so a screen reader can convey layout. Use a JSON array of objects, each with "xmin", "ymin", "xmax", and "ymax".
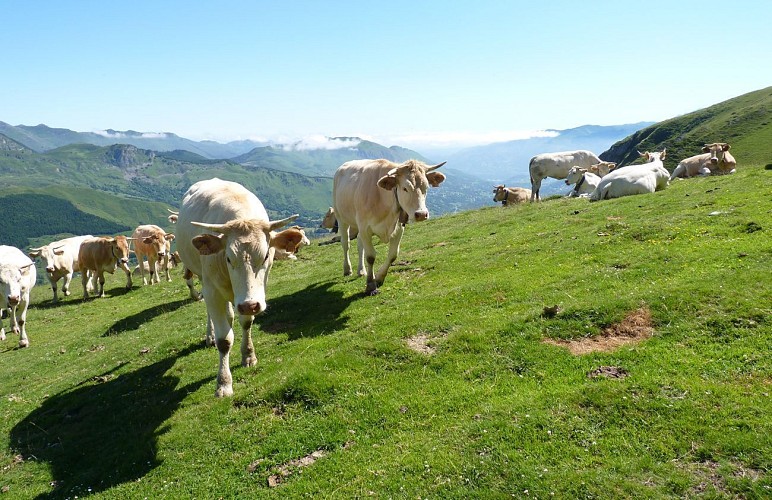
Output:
[
  {"xmin": 575, "ymin": 174, "xmax": 586, "ymax": 192},
  {"xmin": 393, "ymin": 189, "xmax": 408, "ymax": 226}
]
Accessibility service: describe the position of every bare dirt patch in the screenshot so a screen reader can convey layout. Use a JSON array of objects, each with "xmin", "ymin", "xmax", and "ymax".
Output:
[
  {"xmin": 544, "ymin": 307, "xmax": 654, "ymax": 355},
  {"xmin": 265, "ymin": 450, "xmax": 327, "ymax": 487},
  {"xmin": 587, "ymin": 366, "xmax": 628, "ymax": 379},
  {"xmin": 406, "ymin": 333, "xmax": 436, "ymax": 355}
]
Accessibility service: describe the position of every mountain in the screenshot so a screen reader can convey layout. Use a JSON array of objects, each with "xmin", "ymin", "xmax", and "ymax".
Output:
[
  {"xmin": 233, "ymin": 138, "xmax": 431, "ymax": 177},
  {"xmin": 0, "ymin": 122, "xmax": 267, "ymax": 158},
  {"xmin": 445, "ymin": 123, "xmax": 654, "ymax": 191},
  {"xmin": 600, "ymin": 86, "xmax": 772, "ymax": 170}
]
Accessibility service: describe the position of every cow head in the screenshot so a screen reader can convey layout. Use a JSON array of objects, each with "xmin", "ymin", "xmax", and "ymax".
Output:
[
  {"xmin": 377, "ymin": 160, "xmax": 446, "ymax": 223},
  {"xmin": 702, "ymin": 143, "xmax": 730, "ymax": 166},
  {"xmin": 588, "ymin": 161, "xmax": 616, "ymax": 177},
  {"xmin": 638, "ymin": 149, "xmax": 666, "ymax": 163},
  {"xmin": 0, "ymin": 262, "xmax": 33, "ymax": 307},
  {"xmin": 492, "ymin": 185, "xmax": 508, "ymax": 202},
  {"xmin": 565, "ymin": 167, "xmax": 587, "ymax": 186},
  {"xmin": 191, "ymin": 214, "xmax": 298, "ymax": 316},
  {"xmin": 110, "ymin": 236, "xmax": 132, "ymax": 266},
  {"xmin": 320, "ymin": 207, "xmax": 336, "ymax": 230},
  {"xmin": 28, "ymin": 244, "xmax": 63, "ymax": 275}
]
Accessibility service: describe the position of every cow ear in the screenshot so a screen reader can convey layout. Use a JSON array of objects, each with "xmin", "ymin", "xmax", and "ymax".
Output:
[
  {"xmin": 660, "ymin": 149, "xmax": 667, "ymax": 160},
  {"xmin": 192, "ymin": 234, "xmax": 225, "ymax": 256},
  {"xmin": 165, "ymin": 233, "xmax": 176, "ymax": 241},
  {"xmin": 702, "ymin": 146, "xmax": 710, "ymax": 153},
  {"xmin": 377, "ymin": 174, "xmax": 398, "ymax": 191},
  {"xmin": 722, "ymin": 144, "xmax": 731, "ymax": 151},
  {"xmin": 426, "ymin": 171, "xmax": 446, "ymax": 187},
  {"xmin": 271, "ymin": 229, "xmax": 303, "ymax": 253},
  {"xmin": 54, "ymin": 248, "xmax": 66, "ymax": 255}
]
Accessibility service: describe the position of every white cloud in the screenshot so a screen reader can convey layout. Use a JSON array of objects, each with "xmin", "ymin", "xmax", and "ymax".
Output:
[
  {"xmin": 92, "ymin": 130, "xmax": 169, "ymax": 139},
  {"xmin": 280, "ymin": 135, "xmax": 361, "ymax": 151}
]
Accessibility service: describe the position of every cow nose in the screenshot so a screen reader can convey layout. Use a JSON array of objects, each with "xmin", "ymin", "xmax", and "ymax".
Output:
[
  {"xmin": 46, "ymin": 267, "xmax": 55, "ymax": 273},
  {"xmin": 120, "ymin": 258, "xmax": 129, "ymax": 264},
  {"xmin": 7, "ymin": 295, "xmax": 20, "ymax": 306},
  {"xmin": 710, "ymin": 157, "xmax": 718, "ymax": 164},
  {"xmin": 237, "ymin": 301, "xmax": 264, "ymax": 315},
  {"xmin": 414, "ymin": 210, "xmax": 429, "ymax": 222}
]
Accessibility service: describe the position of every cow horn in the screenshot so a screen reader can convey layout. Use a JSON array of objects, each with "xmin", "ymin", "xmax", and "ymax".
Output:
[
  {"xmin": 425, "ymin": 161, "xmax": 446, "ymax": 172},
  {"xmin": 269, "ymin": 214, "xmax": 300, "ymax": 232},
  {"xmin": 20, "ymin": 262, "xmax": 35, "ymax": 271},
  {"xmin": 167, "ymin": 208, "xmax": 179, "ymax": 215},
  {"xmin": 191, "ymin": 221, "xmax": 228, "ymax": 234},
  {"xmin": 28, "ymin": 246, "xmax": 42, "ymax": 252}
]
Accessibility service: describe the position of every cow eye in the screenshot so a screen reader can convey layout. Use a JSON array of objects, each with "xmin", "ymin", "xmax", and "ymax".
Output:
[
  {"xmin": 403, "ymin": 187, "xmax": 408, "ymax": 192},
  {"xmin": 226, "ymin": 256, "xmax": 232, "ymax": 265}
]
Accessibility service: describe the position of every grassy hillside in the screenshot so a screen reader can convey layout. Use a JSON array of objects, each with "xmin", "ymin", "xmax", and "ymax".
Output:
[
  {"xmin": 601, "ymin": 86, "xmax": 772, "ymax": 169},
  {"xmin": 1, "ymin": 163, "xmax": 769, "ymax": 498}
]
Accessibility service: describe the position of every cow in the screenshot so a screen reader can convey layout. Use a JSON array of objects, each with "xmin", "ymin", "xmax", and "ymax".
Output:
[
  {"xmin": 175, "ymin": 178, "xmax": 298, "ymax": 397},
  {"xmin": 529, "ymin": 150, "xmax": 602, "ymax": 201},
  {"xmin": 133, "ymin": 250, "xmax": 181, "ymax": 276},
  {"xmin": 564, "ymin": 167, "xmax": 602, "ymax": 198},
  {"xmin": 78, "ymin": 236, "xmax": 133, "ymax": 298},
  {"xmin": 589, "ymin": 150, "xmax": 669, "ymax": 201},
  {"xmin": 131, "ymin": 224, "xmax": 176, "ymax": 285},
  {"xmin": 320, "ymin": 207, "xmax": 337, "ymax": 233},
  {"xmin": 28, "ymin": 234, "xmax": 93, "ymax": 302},
  {"xmin": 273, "ymin": 226, "xmax": 310, "ymax": 260},
  {"xmin": 670, "ymin": 142, "xmax": 737, "ymax": 180},
  {"xmin": 333, "ymin": 159, "xmax": 446, "ymax": 295},
  {"xmin": 168, "ymin": 208, "xmax": 179, "ymax": 224},
  {"xmin": 492, "ymin": 185, "xmax": 531, "ymax": 206},
  {"xmin": 0, "ymin": 246, "xmax": 36, "ymax": 348}
]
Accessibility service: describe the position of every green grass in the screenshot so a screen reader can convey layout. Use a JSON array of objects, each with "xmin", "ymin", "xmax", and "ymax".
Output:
[{"xmin": 1, "ymin": 166, "xmax": 770, "ymax": 498}]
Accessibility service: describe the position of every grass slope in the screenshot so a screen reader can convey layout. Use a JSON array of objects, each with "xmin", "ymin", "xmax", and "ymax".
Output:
[
  {"xmin": 602, "ymin": 86, "xmax": 772, "ymax": 170},
  {"xmin": 1, "ymin": 165, "xmax": 770, "ymax": 498}
]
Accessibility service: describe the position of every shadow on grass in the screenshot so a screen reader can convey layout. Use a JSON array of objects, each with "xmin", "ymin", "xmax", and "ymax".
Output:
[
  {"xmin": 10, "ymin": 342, "xmax": 209, "ymax": 499},
  {"xmin": 103, "ymin": 299, "xmax": 191, "ymax": 337},
  {"xmin": 257, "ymin": 280, "xmax": 358, "ymax": 340}
]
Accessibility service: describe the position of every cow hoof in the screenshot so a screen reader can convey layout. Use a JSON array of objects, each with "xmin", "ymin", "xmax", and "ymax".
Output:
[
  {"xmin": 64, "ymin": 291, "xmax": 71, "ymax": 296},
  {"xmin": 242, "ymin": 355, "xmax": 257, "ymax": 367},
  {"xmin": 343, "ymin": 270, "xmax": 352, "ymax": 277},
  {"xmin": 205, "ymin": 337, "xmax": 216, "ymax": 347},
  {"xmin": 364, "ymin": 282, "xmax": 379, "ymax": 296},
  {"xmin": 18, "ymin": 339, "xmax": 29, "ymax": 348},
  {"xmin": 215, "ymin": 385, "xmax": 234, "ymax": 398}
]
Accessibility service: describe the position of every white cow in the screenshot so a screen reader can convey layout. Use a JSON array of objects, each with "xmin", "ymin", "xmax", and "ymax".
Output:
[
  {"xmin": 333, "ymin": 159, "xmax": 446, "ymax": 295},
  {"xmin": 589, "ymin": 150, "xmax": 670, "ymax": 201},
  {"xmin": 564, "ymin": 167, "xmax": 602, "ymax": 198},
  {"xmin": 529, "ymin": 150, "xmax": 601, "ymax": 201},
  {"xmin": 175, "ymin": 178, "xmax": 298, "ymax": 397},
  {"xmin": 28, "ymin": 234, "xmax": 93, "ymax": 302},
  {"xmin": 670, "ymin": 143, "xmax": 737, "ymax": 180},
  {"xmin": 0, "ymin": 246, "xmax": 36, "ymax": 348}
]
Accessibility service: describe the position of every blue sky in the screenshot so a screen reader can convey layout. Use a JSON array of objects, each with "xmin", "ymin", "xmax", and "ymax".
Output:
[{"xmin": 3, "ymin": 1, "xmax": 771, "ymax": 150}]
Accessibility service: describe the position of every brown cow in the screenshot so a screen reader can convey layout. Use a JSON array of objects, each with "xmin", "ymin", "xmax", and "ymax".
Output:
[
  {"xmin": 493, "ymin": 185, "xmax": 531, "ymax": 206},
  {"xmin": 131, "ymin": 224, "xmax": 176, "ymax": 284},
  {"xmin": 670, "ymin": 143, "xmax": 737, "ymax": 180},
  {"xmin": 78, "ymin": 236, "xmax": 133, "ymax": 298}
]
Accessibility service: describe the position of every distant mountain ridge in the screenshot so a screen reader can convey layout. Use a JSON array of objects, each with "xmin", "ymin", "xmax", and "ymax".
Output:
[{"xmin": 0, "ymin": 122, "xmax": 268, "ymax": 158}]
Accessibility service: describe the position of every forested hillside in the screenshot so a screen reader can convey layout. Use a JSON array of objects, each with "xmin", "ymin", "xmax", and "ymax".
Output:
[{"xmin": 601, "ymin": 86, "xmax": 772, "ymax": 169}]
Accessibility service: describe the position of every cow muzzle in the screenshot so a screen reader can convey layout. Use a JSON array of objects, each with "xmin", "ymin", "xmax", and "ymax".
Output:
[
  {"xmin": 46, "ymin": 266, "xmax": 56, "ymax": 273},
  {"xmin": 237, "ymin": 300, "xmax": 265, "ymax": 316},
  {"xmin": 7, "ymin": 295, "xmax": 20, "ymax": 306},
  {"xmin": 710, "ymin": 157, "xmax": 719, "ymax": 164},
  {"xmin": 414, "ymin": 210, "xmax": 429, "ymax": 222}
]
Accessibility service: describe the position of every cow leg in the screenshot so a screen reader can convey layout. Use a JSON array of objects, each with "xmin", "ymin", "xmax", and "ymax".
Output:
[
  {"xmin": 162, "ymin": 253, "xmax": 172, "ymax": 282},
  {"xmin": 62, "ymin": 271, "xmax": 74, "ymax": 297},
  {"xmin": 49, "ymin": 275, "xmax": 59, "ymax": 303},
  {"xmin": 139, "ymin": 258, "xmax": 149, "ymax": 285},
  {"xmin": 238, "ymin": 313, "xmax": 257, "ymax": 367},
  {"xmin": 16, "ymin": 300, "xmax": 29, "ymax": 348},
  {"xmin": 0, "ymin": 306, "xmax": 5, "ymax": 341},
  {"xmin": 82, "ymin": 270, "xmax": 91, "ymax": 299},
  {"xmin": 531, "ymin": 177, "xmax": 542, "ymax": 202},
  {"xmin": 356, "ymin": 234, "xmax": 365, "ymax": 276},
  {"xmin": 340, "ymin": 223, "xmax": 353, "ymax": 276},
  {"xmin": 205, "ymin": 292, "xmax": 235, "ymax": 397},
  {"xmin": 359, "ymin": 234, "xmax": 380, "ymax": 295},
  {"xmin": 119, "ymin": 261, "xmax": 133, "ymax": 289},
  {"xmin": 375, "ymin": 226, "xmax": 404, "ymax": 287},
  {"xmin": 183, "ymin": 268, "xmax": 202, "ymax": 300},
  {"xmin": 98, "ymin": 272, "xmax": 106, "ymax": 298}
]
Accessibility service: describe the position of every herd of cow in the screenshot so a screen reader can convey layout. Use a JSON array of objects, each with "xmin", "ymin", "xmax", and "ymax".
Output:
[
  {"xmin": 492, "ymin": 142, "xmax": 737, "ymax": 206},
  {"xmin": 0, "ymin": 143, "xmax": 736, "ymax": 396}
]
